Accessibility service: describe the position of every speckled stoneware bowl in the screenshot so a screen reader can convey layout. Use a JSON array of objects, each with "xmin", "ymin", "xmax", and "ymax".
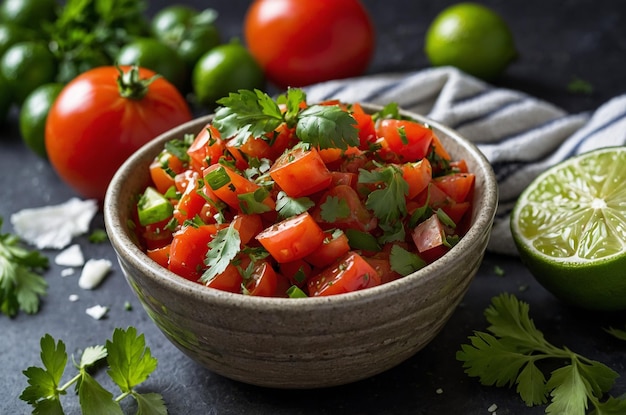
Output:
[{"xmin": 104, "ymin": 104, "xmax": 498, "ymax": 389}]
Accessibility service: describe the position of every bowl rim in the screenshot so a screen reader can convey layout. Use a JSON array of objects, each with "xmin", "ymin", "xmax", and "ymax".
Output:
[{"xmin": 104, "ymin": 104, "xmax": 499, "ymax": 312}]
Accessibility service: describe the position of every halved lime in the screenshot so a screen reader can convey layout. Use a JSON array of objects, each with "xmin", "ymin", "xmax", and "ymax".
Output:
[{"xmin": 510, "ymin": 147, "xmax": 626, "ymax": 311}]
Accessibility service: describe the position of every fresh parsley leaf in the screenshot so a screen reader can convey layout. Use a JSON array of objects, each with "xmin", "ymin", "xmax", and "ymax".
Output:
[
  {"xmin": 21, "ymin": 328, "xmax": 166, "ymax": 414},
  {"xmin": 358, "ymin": 165, "xmax": 409, "ymax": 224},
  {"xmin": 238, "ymin": 188, "xmax": 273, "ymax": 214},
  {"xmin": 389, "ymin": 244, "xmax": 425, "ymax": 276},
  {"xmin": 605, "ymin": 326, "xmax": 626, "ymax": 341},
  {"xmin": 296, "ymin": 105, "xmax": 359, "ymax": 150},
  {"xmin": 372, "ymin": 102, "xmax": 401, "ymax": 122},
  {"xmin": 200, "ymin": 223, "xmax": 241, "ymax": 283},
  {"xmin": 457, "ymin": 293, "xmax": 625, "ymax": 413},
  {"xmin": 319, "ymin": 196, "xmax": 350, "ymax": 222},
  {"xmin": 276, "ymin": 191, "xmax": 314, "ymax": 218},
  {"xmin": 213, "ymin": 89, "xmax": 284, "ymax": 146},
  {"xmin": 0, "ymin": 217, "xmax": 49, "ymax": 317},
  {"xmin": 276, "ymin": 87, "xmax": 307, "ymax": 127},
  {"xmin": 163, "ymin": 134, "xmax": 194, "ymax": 163}
]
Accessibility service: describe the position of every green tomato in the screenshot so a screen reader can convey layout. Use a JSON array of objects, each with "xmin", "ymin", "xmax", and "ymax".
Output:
[
  {"xmin": 0, "ymin": 0, "xmax": 57, "ymax": 33},
  {"xmin": 0, "ymin": 41, "xmax": 57, "ymax": 104},
  {"xmin": 192, "ymin": 41, "xmax": 265, "ymax": 109},
  {"xmin": 0, "ymin": 22, "xmax": 37, "ymax": 57},
  {"xmin": 19, "ymin": 82, "xmax": 64, "ymax": 158},
  {"xmin": 117, "ymin": 37, "xmax": 188, "ymax": 92}
]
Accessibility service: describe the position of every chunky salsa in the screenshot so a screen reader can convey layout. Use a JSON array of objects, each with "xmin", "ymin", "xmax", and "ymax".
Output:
[{"xmin": 133, "ymin": 89, "xmax": 475, "ymax": 297}]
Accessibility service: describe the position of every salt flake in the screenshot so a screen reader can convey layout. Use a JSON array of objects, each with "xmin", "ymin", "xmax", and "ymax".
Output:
[
  {"xmin": 55, "ymin": 244, "xmax": 85, "ymax": 267},
  {"xmin": 85, "ymin": 305, "xmax": 108, "ymax": 320},
  {"xmin": 60, "ymin": 268, "xmax": 75, "ymax": 277},
  {"xmin": 79, "ymin": 258, "xmax": 112, "ymax": 290},
  {"xmin": 10, "ymin": 198, "xmax": 98, "ymax": 249}
]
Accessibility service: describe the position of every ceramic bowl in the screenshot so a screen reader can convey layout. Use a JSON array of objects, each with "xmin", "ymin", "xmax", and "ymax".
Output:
[{"xmin": 104, "ymin": 104, "xmax": 498, "ymax": 389}]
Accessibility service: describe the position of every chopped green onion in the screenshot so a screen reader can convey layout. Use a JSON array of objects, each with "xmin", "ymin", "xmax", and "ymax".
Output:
[
  {"xmin": 287, "ymin": 285, "xmax": 308, "ymax": 298},
  {"xmin": 205, "ymin": 166, "xmax": 231, "ymax": 190}
]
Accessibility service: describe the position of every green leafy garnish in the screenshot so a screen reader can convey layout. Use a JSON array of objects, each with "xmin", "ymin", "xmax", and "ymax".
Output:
[
  {"xmin": 358, "ymin": 165, "xmax": 409, "ymax": 224},
  {"xmin": 0, "ymin": 218, "xmax": 49, "ymax": 317},
  {"xmin": 568, "ymin": 77, "xmax": 594, "ymax": 95},
  {"xmin": 89, "ymin": 229, "xmax": 108, "ymax": 243},
  {"xmin": 389, "ymin": 244, "xmax": 425, "ymax": 276},
  {"xmin": 276, "ymin": 191, "xmax": 314, "ymax": 218},
  {"xmin": 163, "ymin": 133, "xmax": 194, "ymax": 163},
  {"xmin": 605, "ymin": 326, "xmax": 626, "ymax": 342},
  {"xmin": 319, "ymin": 196, "xmax": 350, "ymax": 223},
  {"xmin": 21, "ymin": 327, "xmax": 167, "ymax": 414},
  {"xmin": 200, "ymin": 223, "xmax": 241, "ymax": 284},
  {"xmin": 238, "ymin": 188, "xmax": 272, "ymax": 214},
  {"xmin": 213, "ymin": 88, "xmax": 359, "ymax": 150},
  {"xmin": 457, "ymin": 293, "xmax": 626, "ymax": 414}
]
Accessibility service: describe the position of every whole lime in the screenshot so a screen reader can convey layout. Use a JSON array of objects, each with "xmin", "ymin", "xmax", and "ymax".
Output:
[
  {"xmin": 192, "ymin": 42, "xmax": 264, "ymax": 108},
  {"xmin": 425, "ymin": 2, "xmax": 517, "ymax": 80},
  {"xmin": 19, "ymin": 82, "xmax": 64, "ymax": 158},
  {"xmin": 511, "ymin": 147, "xmax": 626, "ymax": 311},
  {"xmin": 0, "ymin": 41, "xmax": 57, "ymax": 104}
]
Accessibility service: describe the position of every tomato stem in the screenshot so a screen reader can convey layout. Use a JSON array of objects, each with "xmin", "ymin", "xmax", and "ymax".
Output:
[{"xmin": 116, "ymin": 65, "xmax": 160, "ymax": 100}]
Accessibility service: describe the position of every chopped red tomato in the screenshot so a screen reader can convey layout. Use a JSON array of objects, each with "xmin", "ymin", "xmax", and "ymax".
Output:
[
  {"xmin": 376, "ymin": 119, "xmax": 433, "ymax": 162},
  {"xmin": 270, "ymin": 146, "xmax": 332, "ymax": 197},
  {"xmin": 307, "ymin": 252, "xmax": 381, "ymax": 296},
  {"xmin": 169, "ymin": 224, "xmax": 223, "ymax": 281},
  {"xmin": 255, "ymin": 212, "xmax": 325, "ymax": 263}
]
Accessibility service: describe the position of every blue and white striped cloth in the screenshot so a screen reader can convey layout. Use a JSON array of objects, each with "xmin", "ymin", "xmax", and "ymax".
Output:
[{"xmin": 304, "ymin": 67, "xmax": 626, "ymax": 255}]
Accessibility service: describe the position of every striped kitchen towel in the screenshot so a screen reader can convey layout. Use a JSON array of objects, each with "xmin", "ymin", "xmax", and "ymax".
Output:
[{"xmin": 303, "ymin": 66, "xmax": 626, "ymax": 255}]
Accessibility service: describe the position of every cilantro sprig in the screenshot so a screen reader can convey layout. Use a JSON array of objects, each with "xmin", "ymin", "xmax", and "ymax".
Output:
[
  {"xmin": 21, "ymin": 327, "xmax": 167, "ymax": 414},
  {"xmin": 457, "ymin": 294, "xmax": 626, "ymax": 414},
  {"xmin": 358, "ymin": 164, "xmax": 409, "ymax": 224},
  {"xmin": 0, "ymin": 217, "xmax": 49, "ymax": 317},
  {"xmin": 213, "ymin": 88, "xmax": 359, "ymax": 150}
]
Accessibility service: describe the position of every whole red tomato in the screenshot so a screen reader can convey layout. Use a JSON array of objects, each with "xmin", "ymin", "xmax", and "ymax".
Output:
[
  {"xmin": 244, "ymin": 0, "xmax": 375, "ymax": 88},
  {"xmin": 45, "ymin": 65, "xmax": 192, "ymax": 200}
]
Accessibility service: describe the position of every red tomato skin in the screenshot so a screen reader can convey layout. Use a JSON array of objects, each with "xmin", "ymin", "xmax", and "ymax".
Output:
[
  {"xmin": 46, "ymin": 66, "xmax": 192, "ymax": 200},
  {"xmin": 255, "ymin": 212, "xmax": 325, "ymax": 263},
  {"xmin": 433, "ymin": 173, "xmax": 475, "ymax": 203},
  {"xmin": 245, "ymin": 260, "xmax": 279, "ymax": 297},
  {"xmin": 244, "ymin": 0, "xmax": 375, "ymax": 88},
  {"xmin": 206, "ymin": 263, "xmax": 244, "ymax": 293},
  {"xmin": 270, "ymin": 146, "xmax": 332, "ymax": 197},
  {"xmin": 376, "ymin": 119, "xmax": 434, "ymax": 162},
  {"xmin": 307, "ymin": 251, "xmax": 381, "ymax": 296},
  {"xmin": 304, "ymin": 230, "xmax": 351, "ymax": 268},
  {"xmin": 169, "ymin": 224, "xmax": 223, "ymax": 281}
]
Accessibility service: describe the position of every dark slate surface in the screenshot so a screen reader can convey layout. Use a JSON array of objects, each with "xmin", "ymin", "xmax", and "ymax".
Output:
[{"xmin": 2, "ymin": 1, "xmax": 626, "ymax": 414}]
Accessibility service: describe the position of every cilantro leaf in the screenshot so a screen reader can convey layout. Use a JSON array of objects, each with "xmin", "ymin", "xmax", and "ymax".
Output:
[
  {"xmin": 107, "ymin": 327, "xmax": 158, "ymax": 392},
  {"xmin": 359, "ymin": 166, "xmax": 409, "ymax": 224},
  {"xmin": 276, "ymin": 87, "xmax": 307, "ymax": 127},
  {"xmin": 605, "ymin": 326, "xmax": 626, "ymax": 341},
  {"xmin": 276, "ymin": 191, "xmax": 314, "ymax": 218},
  {"xmin": 319, "ymin": 196, "xmax": 350, "ymax": 222},
  {"xmin": 79, "ymin": 371, "xmax": 124, "ymax": 415},
  {"xmin": 134, "ymin": 392, "xmax": 169, "ymax": 415},
  {"xmin": 389, "ymin": 244, "xmax": 425, "ymax": 276},
  {"xmin": 201, "ymin": 223, "xmax": 241, "ymax": 283},
  {"xmin": 0, "ymin": 217, "xmax": 49, "ymax": 317},
  {"xmin": 457, "ymin": 293, "xmax": 625, "ymax": 413},
  {"xmin": 296, "ymin": 105, "xmax": 359, "ymax": 150},
  {"xmin": 213, "ymin": 89, "xmax": 284, "ymax": 146}
]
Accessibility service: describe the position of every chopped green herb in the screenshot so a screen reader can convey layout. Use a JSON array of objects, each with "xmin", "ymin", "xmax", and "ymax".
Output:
[
  {"xmin": 20, "ymin": 327, "xmax": 166, "ymax": 414},
  {"xmin": 319, "ymin": 196, "xmax": 350, "ymax": 222},
  {"xmin": 200, "ymin": 223, "xmax": 241, "ymax": 284},
  {"xmin": 276, "ymin": 191, "xmax": 315, "ymax": 218},
  {"xmin": 493, "ymin": 265, "xmax": 505, "ymax": 277},
  {"xmin": 345, "ymin": 228, "xmax": 381, "ymax": 252},
  {"xmin": 89, "ymin": 229, "xmax": 108, "ymax": 244},
  {"xmin": 389, "ymin": 244, "xmax": 426, "ymax": 276},
  {"xmin": 205, "ymin": 166, "xmax": 231, "ymax": 190},
  {"xmin": 567, "ymin": 77, "xmax": 594, "ymax": 95},
  {"xmin": 359, "ymin": 165, "xmax": 409, "ymax": 224},
  {"xmin": 604, "ymin": 326, "xmax": 626, "ymax": 342},
  {"xmin": 286, "ymin": 285, "xmax": 308, "ymax": 298},
  {"xmin": 0, "ymin": 218, "xmax": 49, "ymax": 317},
  {"xmin": 238, "ymin": 188, "xmax": 273, "ymax": 214},
  {"xmin": 458, "ymin": 293, "xmax": 626, "ymax": 414}
]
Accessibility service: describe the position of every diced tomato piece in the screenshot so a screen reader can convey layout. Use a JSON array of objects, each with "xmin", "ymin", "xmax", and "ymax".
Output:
[
  {"xmin": 434, "ymin": 172, "xmax": 475, "ymax": 203},
  {"xmin": 376, "ymin": 119, "xmax": 433, "ymax": 162},
  {"xmin": 430, "ymin": 133, "xmax": 451, "ymax": 161},
  {"xmin": 329, "ymin": 171, "xmax": 358, "ymax": 187},
  {"xmin": 311, "ymin": 184, "xmax": 377, "ymax": 232},
  {"xmin": 244, "ymin": 260, "xmax": 278, "ymax": 297},
  {"xmin": 256, "ymin": 212, "xmax": 325, "ymax": 263},
  {"xmin": 351, "ymin": 103, "xmax": 376, "ymax": 149},
  {"xmin": 139, "ymin": 217, "xmax": 173, "ymax": 250},
  {"xmin": 147, "ymin": 244, "xmax": 170, "ymax": 268},
  {"xmin": 305, "ymin": 230, "xmax": 350, "ymax": 268},
  {"xmin": 402, "ymin": 158, "xmax": 432, "ymax": 200},
  {"xmin": 231, "ymin": 213, "xmax": 263, "ymax": 245},
  {"xmin": 149, "ymin": 150, "xmax": 185, "ymax": 194},
  {"xmin": 279, "ymin": 259, "xmax": 313, "ymax": 287},
  {"xmin": 169, "ymin": 224, "xmax": 223, "ymax": 281},
  {"xmin": 411, "ymin": 214, "xmax": 449, "ymax": 263},
  {"xmin": 450, "ymin": 159, "xmax": 469, "ymax": 173},
  {"xmin": 270, "ymin": 146, "xmax": 332, "ymax": 197},
  {"xmin": 205, "ymin": 263, "xmax": 243, "ymax": 293},
  {"xmin": 187, "ymin": 124, "xmax": 226, "ymax": 172},
  {"xmin": 364, "ymin": 256, "xmax": 402, "ymax": 284},
  {"xmin": 414, "ymin": 182, "xmax": 470, "ymax": 225},
  {"xmin": 273, "ymin": 272, "xmax": 292, "ymax": 297},
  {"xmin": 204, "ymin": 164, "xmax": 276, "ymax": 212},
  {"xmin": 307, "ymin": 252, "xmax": 381, "ymax": 296}
]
